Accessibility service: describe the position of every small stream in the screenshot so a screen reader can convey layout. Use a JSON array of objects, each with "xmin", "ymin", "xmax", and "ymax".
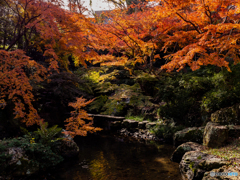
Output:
[{"xmin": 28, "ymin": 132, "xmax": 181, "ymax": 180}]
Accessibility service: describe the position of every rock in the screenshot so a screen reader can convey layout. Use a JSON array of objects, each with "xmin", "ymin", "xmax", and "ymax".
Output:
[
  {"xmin": 203, "ymin": 122, "xmax": 228, "ymax": 148},
  {"xmin": 227, "ymin": 125, "xmax": 240, "ymax": 139},
  {"xmin": 119, "ymin": 128, "xmax": 130, "ymax": 136},
  {"xmin": 203, "ymin": 122, "xmax": 240, "ymax": 147},
  {"xmin": 7, "ymin": 147, "xmax": 25, "ymax": 165},
  {"xmin": 120, "ymin": 128, "xmax": 127, "ymax": 133},
  {"xmin": 174, "ymin": 127, "xmax": 205, "ymax": 147},
  {"xmin": 171, "ymin": 142, "xmax": 205, "ymax": 163},
  {"xmin": 148, "ymin": 135, "xmax": 153, "ymax": 139},
  {"xmin": 128, "ymin": 120, "xmax": 138, "ymax": 128},
  {"xmin": 138, "ymin": 122, "xmax": 147, "ymax": 129},
  {"xmin": 141, "ymin": 134, "xmax": 147, "ymax": 139},
  {"xmin": 122, "ymin": 120, "xmax": 138, "ymax": 129},
  {"xmin": 81, "ymin": 165, "xmax": 89, "ymax": 169},
  {"xmin": 146, "ymin": 122, "xmax": 157, "ymax": 129},
  {"xmin": 61, "ymin": 129, "xmax": 73, "ymax": 140},
  {"xmin": 110, "ymin": 121, "xmax": 122, "ymax": 129},
  {"xmin": 211, "ymin": 104, "xmax": 240, "ymax": 125},
  {"xmin": 133, "ymin": 132, "xmax": 139, "ymax": 138},
  {"xmin": 203, "ymin": 165, "xmax": 240, "ymax": 180},
  {"xmin": 118, "ymin": 128, "xmax": 159, "ymax": 141},
  {"xmin": 5, "ymin": 147, "xmax": 39, "ymax": 176},
  {"xmin": 180, "ymin": 151, "xmax": 230, "ymax": 180},
  {"xmin": 198, "ymin": 157, "xmax": 230, "ymax": 171},
  {"xmin": 122, "ymin": 120, "xmax": 131, "ymax": 128},
  {"xmin": 57, "ymin": 139, "xmax": 79, "ymax": 158}
]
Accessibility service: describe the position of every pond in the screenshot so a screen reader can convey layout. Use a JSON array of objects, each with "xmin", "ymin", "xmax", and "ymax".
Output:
[{"xmin": 28, "ymin": 132, "xmax": 181, "ymax": 180}]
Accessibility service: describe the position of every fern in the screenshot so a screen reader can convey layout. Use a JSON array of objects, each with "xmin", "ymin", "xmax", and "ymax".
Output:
[
  {"xmin": 34, "ymin": 121, "xmax": 63, "ymax": 145},
  {"xmin": 89, "ymin": 95, "xmax": 108, "ymax": 113}
]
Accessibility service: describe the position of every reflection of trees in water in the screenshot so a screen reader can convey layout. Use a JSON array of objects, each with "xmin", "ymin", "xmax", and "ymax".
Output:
[
  {"xmin": 89, "ymin": 151, "xmax": 111, "ymax": 180},
  {"xmin": 69, "ymin": 135, "xmax": 181, "ymax": 180},
  {"xmin": 84, "ymin": 137, "xmax": 170, "ymax": 179}
]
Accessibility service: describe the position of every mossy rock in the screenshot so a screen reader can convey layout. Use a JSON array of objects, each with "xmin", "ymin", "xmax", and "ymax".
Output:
[
  {"xmin": 55, "ymin": 139, "xmax": 79, "ymax": 158},
  {"xmin": 203, "ymin": 122, "xmax": 240, "ymax": 148},
  {"xmin": 1, "ymin": 147, "xmax": 39, "ymax": 177},
  {"xmin": 197, "ymin": 157, "xmax": 230, "ymax": 171},
  {"xmin": 211, "ymin": 104, "xmax": 240, "ymax": 125},
  {"xmin": 203, "ymin": 165, "xmax": 240, "ymax": 180},
  {"xmin": 203, "ymin": 122, "xmax": 228, "ymax": 148},
  {"xmin": 174, "ymin": 127, "xmax": 205, "ymax": 147},
  {"xmin": 171, "ymin": 142, "xmax": 205, "ymax": 163},
  {"xmin": 9, "ymin": 157, "xmax": 39, "ymax": 176},
  {"xmin": 180, "ymin": 151, "xmax": 230, "ymax": 180}
]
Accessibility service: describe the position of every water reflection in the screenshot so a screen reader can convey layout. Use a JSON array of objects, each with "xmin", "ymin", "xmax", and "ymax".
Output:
[{"xmin": 29, "ymin": 133, "xmax": 181, "ymax": 180}]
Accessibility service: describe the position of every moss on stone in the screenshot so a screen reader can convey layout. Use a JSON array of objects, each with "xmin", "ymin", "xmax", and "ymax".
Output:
[
  {"xmin": 189, "ymin": 161, "xmax": 195, "ymax": 169},
  {"xmin": 211, "ymin": 104, "xmax": 240, "ymax": 125},
  {"xmin": 174, "ymin": 127, "xmax": 204, "ymax": 146}
]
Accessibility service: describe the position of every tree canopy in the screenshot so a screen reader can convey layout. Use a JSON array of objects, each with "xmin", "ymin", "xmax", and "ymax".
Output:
[{"xmin": 1, "ymin": 0, "xmax": 240, "ymax": 136}]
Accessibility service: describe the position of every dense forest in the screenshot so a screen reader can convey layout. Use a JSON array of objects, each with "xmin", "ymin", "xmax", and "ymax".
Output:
[{"xmin": 1, "ymin": 0, "xmax": 240, "ymax": 179}]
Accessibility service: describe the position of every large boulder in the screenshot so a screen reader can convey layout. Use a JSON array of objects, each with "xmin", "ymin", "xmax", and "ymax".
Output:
[
  {"xmin": 211, "ymin": 104, "xmax": 240, "ymax": 125},
  {"xmin": 3, "ymin": 147, "xmax": 39, "ymax": 177},
  {"xmin": 171, "ymin": 142, "xmax": 205, "ymax": 163},
  {"xmin": 202, "ymin": 165, "xmax": 240, "ymax": 180},
  {"xmin": 56, "ymin": 139, "xmax": 79, "ymax": 158},
  {"xmin": 203, "ymin": 122, "xmax": 228, "ymax": 148},
  {"xmin": 174, "ymin": 127, "xmax": 205, "ymax": 147},
  {"xmin": 180, "ymin": 151, "xmax": 230, "ymax": 180}
]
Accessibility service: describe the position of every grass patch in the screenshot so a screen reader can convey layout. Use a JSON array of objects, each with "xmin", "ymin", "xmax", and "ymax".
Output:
[
  {"xmin": 202, "ymin": 138, "xmax": 240, "ymax": 163},
  {"xmin": 125, "ymin": 115, "xmax": 149, "ymax": 122}
]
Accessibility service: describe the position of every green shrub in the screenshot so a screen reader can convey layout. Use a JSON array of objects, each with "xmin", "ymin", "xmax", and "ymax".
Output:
[
  {"xmin": 0, "ymin": 123, "xmax": 65, "ymax": 174},
  {"xmin": 153, "ymin": 64, "xmax": 240, "ymax": 126},
  {"xmin": 33, "ymin": 121, "xmax": 63, "ymax": 145},
  {"xmin": 76, "ymin": 63, "xmax": 240, "ymax": 127},
  {"xmin": 150, "ymin": 123, "xmax": 185, "ymax": 141},
  {"xmin": 23, "ymin": 142, "xmax": 63, "ymax": 168},
  {"xmin": 125, "ymin": 115, "xmax": 146, "ymax": 122},
  {"xmin": 0, "ymin": 148, "xmax": 12, "ymax": 173},
  {"xmin": 0, "ymin": 136, "xmax": 64, "ymax": 175}
]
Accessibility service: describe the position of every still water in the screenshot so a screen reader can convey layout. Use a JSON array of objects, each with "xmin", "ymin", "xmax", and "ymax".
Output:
[{"xmin": 31, "ymin": 133, "xmax": 181, "ymax": 180}]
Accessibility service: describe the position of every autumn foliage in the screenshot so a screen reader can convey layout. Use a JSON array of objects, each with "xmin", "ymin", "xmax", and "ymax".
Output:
[
  {"xmin": 64, "ymin": 97, "xmax": 102, "ymax": 137},
  {"xmin": 1, "ymin": 0, "xmax": 240, "ymax": 136},
  {"xmin": 0, "ymin": 0, "xmax": 99, "ymax": 135},
  {"xmin": 90, "ymin": 0, "xmax": 240, "ymax": 73},
  {"xmin": 0, "ymin": 50, "xmax": 46, "ymax": 125}
]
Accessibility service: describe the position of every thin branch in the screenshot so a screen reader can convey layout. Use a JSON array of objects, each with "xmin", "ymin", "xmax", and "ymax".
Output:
[{"xmin": 176, "ymin": 12, "xmax": 202, "ymax": 34}]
